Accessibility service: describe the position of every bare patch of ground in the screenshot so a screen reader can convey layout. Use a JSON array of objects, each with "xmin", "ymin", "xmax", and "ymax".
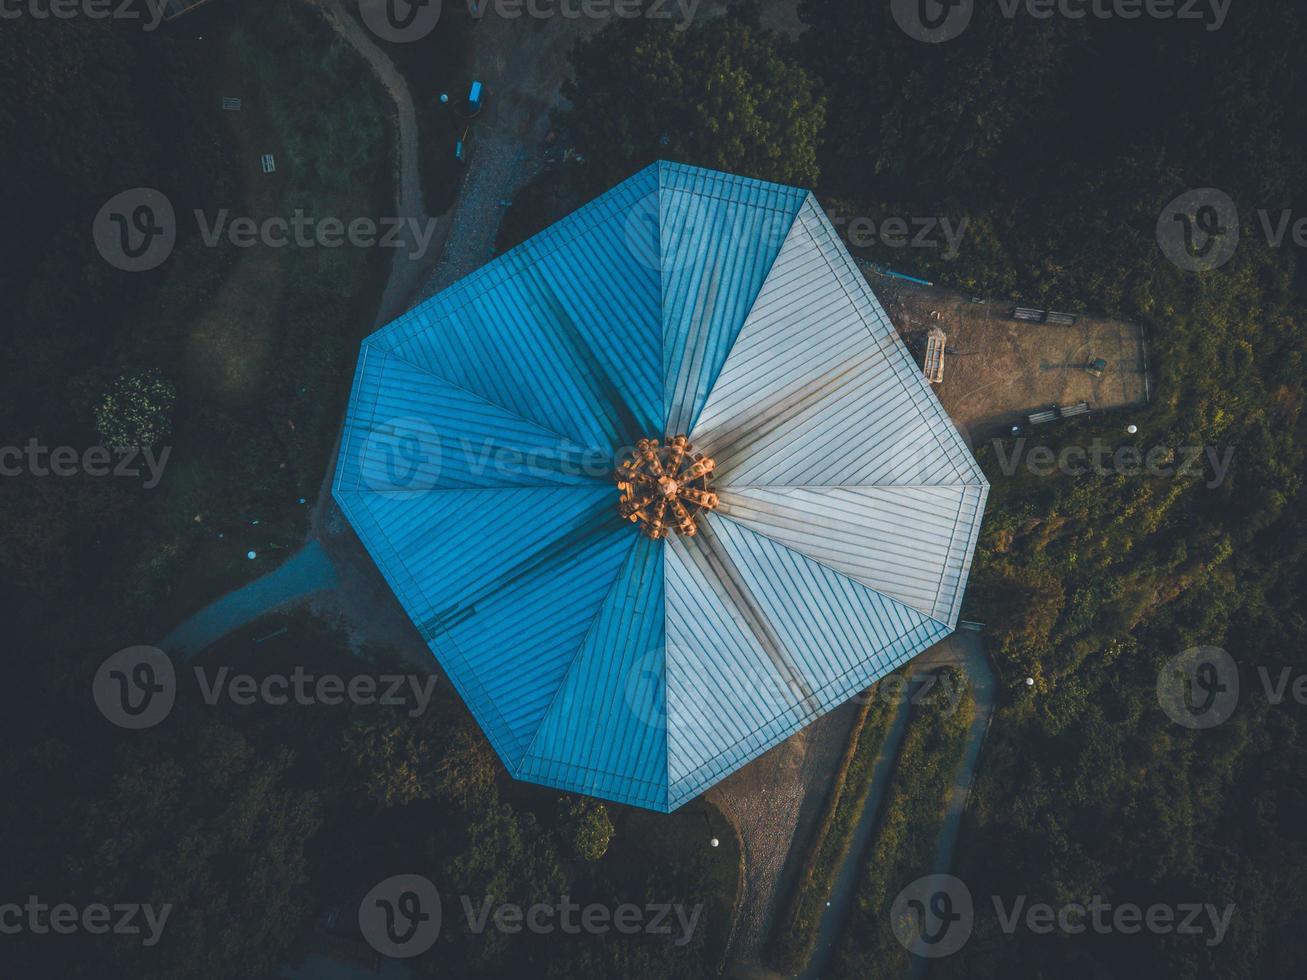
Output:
[
  {"xmin": 184, "ymin": 47, "xmax": 286, "ymax": 402},
  {"xmin": 873, "ymin": 277, "xmax": 1150, "ymax": 440}
]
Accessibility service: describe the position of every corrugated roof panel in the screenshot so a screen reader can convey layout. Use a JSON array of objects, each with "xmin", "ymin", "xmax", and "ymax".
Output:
[
  {"xmin": 517, "ymin": 535, "xmax": 668, "ymax": 810},
  {"xmin": 715, "ymin": 485, "xmax": 988, "ymax": 625},
  {"xmin": 664, "ymin": 527, "xmax": 813, "ymax": 801},
  {"xmin": 338, "ymin": 486, "xmax": 631, "ymax": 765},
  {"xmin": 370, "ymin": 166, "xmax": 663, "ymax": 449},
  {"xmin": 335, "ymin": 346, "xmax": 602, "ymax": 492},
  {"xmin": 665, "ymin": 513, "xmax": 949, "ymax": 808},
  {"xmin": 332, "ymin": 163, "xmax": 988, "ymax": 814}
]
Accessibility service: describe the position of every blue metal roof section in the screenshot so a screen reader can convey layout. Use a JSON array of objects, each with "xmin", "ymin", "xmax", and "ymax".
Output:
[{"xmin": 335, "ymin": 161, "xmax": 988, "ymax": 813}]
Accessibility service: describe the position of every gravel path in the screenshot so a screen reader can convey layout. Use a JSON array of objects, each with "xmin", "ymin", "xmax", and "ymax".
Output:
[{"xmin": 800, "ymin": 632, "xmax": 997, "ymax": 980}]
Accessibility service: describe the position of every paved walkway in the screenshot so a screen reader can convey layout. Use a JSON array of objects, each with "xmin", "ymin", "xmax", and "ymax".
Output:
[
  {"xmin": 157, "ymin": 540, "xmax": 338, "ymax": 660},
  {"xmin": 789, "ymin": 631, "xmax": 996, "ymax": 980},
  {"xmin": 797, "ymin": 680, "xmax": 919, "ymax": 980}
]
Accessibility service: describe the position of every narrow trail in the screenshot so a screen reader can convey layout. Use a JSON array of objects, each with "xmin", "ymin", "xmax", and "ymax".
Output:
[
  {"xmin": 794, "ymin": 631, "xmax": 996, "ymax": 980},
  {"xmin": 158, "ymin": 541, "xmax": 338, "ymax": 660},
  {"xmin": 796, "ymin": 685, "xmax": 917, "ymax": 980}
]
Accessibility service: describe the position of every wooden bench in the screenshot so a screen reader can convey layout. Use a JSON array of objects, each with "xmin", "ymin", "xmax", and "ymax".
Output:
[{"xmin": 923, "ymin": 328, "xmax": 946, "ymax": 383}]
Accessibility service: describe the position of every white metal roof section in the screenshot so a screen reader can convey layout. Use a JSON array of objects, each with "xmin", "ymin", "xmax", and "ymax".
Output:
[
  {"xmin": 691, "ymin": 194, "xmax": 984, "ymax": 489},
  {"xmin": 715, "ymin": 485, "xmax": 987, "ymax": 626},
  {"xmin": 689, "ymin": 192, "xmax": 988, "ymax": 630}
]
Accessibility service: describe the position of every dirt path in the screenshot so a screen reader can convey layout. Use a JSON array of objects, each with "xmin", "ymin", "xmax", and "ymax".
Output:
[
  {"xmin": 312, "ymin": 0, "xmax": 441, "ymax": 324},
  {"xmin": 797, "ymin": 684, "xmax": 919, "ymax": 980},
  {"xmin": 417, "ymin": 16, "xmax": 602, "ymax": 297}
]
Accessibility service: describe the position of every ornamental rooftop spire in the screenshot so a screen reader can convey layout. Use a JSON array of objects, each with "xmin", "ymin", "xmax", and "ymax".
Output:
[{"xmin": 616, "ymin": 436, "xmax": 718, "ymax": 539}]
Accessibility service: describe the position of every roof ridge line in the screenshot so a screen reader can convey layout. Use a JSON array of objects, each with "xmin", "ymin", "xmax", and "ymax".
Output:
[
  {"xmin": 355, "ymin": 340, "xmax": 579, "ymax": 446},
  {"xmin": 515, "ymin": 534, "xmax": 648, "ymax": 771},
  {"xmin": 682, "ymin": 190, "xmax": 810, "ymax": 438}
]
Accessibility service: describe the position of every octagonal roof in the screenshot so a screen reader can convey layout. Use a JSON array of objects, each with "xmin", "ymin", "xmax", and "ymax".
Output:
[{"xmin": 333, "ymin": 162, "xmax": 988, "ymax": 812}]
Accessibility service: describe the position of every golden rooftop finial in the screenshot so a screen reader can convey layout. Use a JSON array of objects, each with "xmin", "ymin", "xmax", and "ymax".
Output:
[{"xmin": 616, "ymin": 435, "xmax": 718, "ymax": 539}]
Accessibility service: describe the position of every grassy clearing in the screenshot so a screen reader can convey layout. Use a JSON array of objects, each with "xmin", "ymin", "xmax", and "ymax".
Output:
[{"xmin": 830, "ymin": 666, "xmax": 976, "ymax": 978}]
